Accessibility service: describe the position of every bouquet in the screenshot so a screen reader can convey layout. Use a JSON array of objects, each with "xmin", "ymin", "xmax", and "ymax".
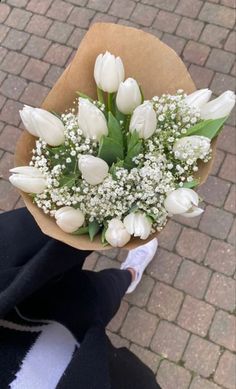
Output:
[{"xmin": 10, "ymin": 24, "xmax": 235, "ymax": 249}]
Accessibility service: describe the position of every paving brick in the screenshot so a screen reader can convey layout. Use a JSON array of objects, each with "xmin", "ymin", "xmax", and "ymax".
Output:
[
  {"xmin": 0, "ymin": 152, "xmax": 14, "ymax": 180},
  {"xmin": 176, "ymin": 17, "xmax": 204, "ymax": 41},
  {"xmin": 175, "ymin": 0, "xmax": 203, "ymax": 17},
  {"xmin": 183, "ymin": 41, "xmax": 210, "ymax": 66},
  {"xmin": 21, "ymin": 59, "xmax": 50, "ymax": 83},
  {"xmin": 198, "ymin": 175, "xmax": 231, "ymax": 207},
  {"xmin": 0, "ymin": 47, "xmax": 8, "ymax": 65},
  {"xmin": 151, "ymin": 321, "xmax": 189, "ymax": 362},
  {"xmin": 190, "ymin": 377, "xmax": 221, "ymax": 389},
  {"xmin": 125, "ymin": 275, "xmax": 154, "ymax": 307},
  {"xmin": 199, "ymin": 2, "xmax": 235, "ymax": 28},
  {"xmin": 98, "ymin": 248, "xmax": 119, "ymax": 260},
  {"xmin": 43, "ymin": 65, "xmax": 64, "ymax": 87},
  {"xmin": 67, "ymin": 0, "xmax": 88, "ymax": 5},
  {"xmin": 227, "ymin": 218, "xmax": 236, "ymax": 246},
  {"xmin": 67, "ymin": 7, "xmax": 95, "ymax": 28},
  {"xmin": 0, "ymin": 125, "xmax": 22, "ymax": 154},
  {"xmin": 177, "ymin": 295, "xmax": 215, "ymax": 336},
  {"xmin": 0, "ymin": 3, "xmax": 11, "ymax": 23},
  {"xmin": 46, "ymin": 21, "xmax": 74, "ymax": 44},
  {"xmin": 1, "ymin": 75, "xmax": 27, "ymax": 100},
  {"xmin": 67, "ymin": 28, "xmax": 86, "ymax": 48},
  {"xmin": 27, "ymin": 0, "xmax": 53, "ymax": 14},
  {"xmin": 183, "ymin": 335, "xmax": 220, "ymax": 377},
  {"xmin": 200, "ymin": 24, "xmax": 229, "ymax": 48},
  {"xmin": 20, "ymin": 82, "xmax": 50, "ymax": 107},
  {"xmin": 147, "ymin": 248, "xmax": 182, "ymax": 283},
  {"xmin": 219, "ymin": 153, "xmax": 236, "ymax": 183},
  {"xmin": 205, "ymin": 239, "xmax": 236, "ymax": 276},
  {"xmin": 0, "ymin": 179, "xmax": 19, "ymax": 211},
  {"xmin": 0, "ymin": 100, "xmax": 22, "ymax": 126},
  {"xmin": 0, "ymin": 51, "xmax": 28, "ymax": 76},
  {"xmin": 7, "ymin": 0, "xmax": 28, "ymax": 6},
  {"xmin": 121, "ymin": 307, "xmax": 158, "ymax": 347},
  {"xmin": 118, "ymin": 18, "xmax": 140, "ymax": 28},
  {"xmin": 210, "ymin": 310, "xmax": 236, "ymax": 352},
  {"xmin": 224, "ymin": 31, "xmax": 236, "ymax": 53},
  {"xmin": 44, "ymin": 43, "xmax": 72, "ymax": 66},
  {"xmin": 153, "ymin": 11, "xmax": 180, "ymax": 34},
  {"xmin": 214, "ymin": 351, "xmax": 236, "ymax": 389},
  {"xmin": 82, "ymin": 251, "xmax": 99, "ymax": 270},
  {"xmin": 14, "ymin": 196, "xmax": 25, "ymax": 209},
  {"xmin": 205, "ymin": 273, "xmax": 236, "ymax": 311},
  {"xmin": 0, "ymin": 25, "xmax": 10, "ymax": 43},
  {"xmin": 0, "ymin": 96, "xmax": 6, "ymax": 111},
  {"xmin": 87, "ymin": 0, "xmax": 112, "ymax": 12},
  {"xmin": 211, "ymin": 150, "xmax": 225, "ymax": 177},
  {"xmin": 148, "ymin": 281, "xmax": 184, "ymax": 321},
  {"xmin": 157, "ymin": 360, "xmax": 191, "ymax": 389},
  {"xmin": 158, "ymin": 220, "xmax": 182, "ymax": 251},
  {"xmin": 130, "ymin": 343, "xmax": 160, "ymax": 373},
  {"xmin": 206, "ymin": 48, "xmax": 235, "ymax": 73},
  {"xmin": 199, "ymin": 205, "xmax": 233, "ymax": 239},
  {"xmin": 94, "ymin": 255, "xmax": 119, "ymax": 271},
  {"xmin": 176, "ymin": 228, "xmax": 211, "ymax": 262},
  {"xmin": 3, "ymin": 29, "xmax": 30, "ymax": 51},
  {"xmin": 25, "ymin": 15, "xmax": 53, "ymax": 37},
  {"xmin": 218, "ymin": 125, "xmax": 236, "ymax": 155},
  {"xmin": 211, "ymin": 72, "xmax": 236, "ymax": 95},
  {"xmin": 107, "ymin": 300, "xmax": 129, "ymax": 332},
  {"xmin": 106, "ymin": 330, "xmax": 130, "ymax": 348},
  {"xmin": 5, "ymin": 8, "xmax": 32, "ymax": 30},
  {"xmin": 23, "ymin": 36, "xmax": 51, "ymax": 59},
  {"xmin": 142, "ymin": 0, "xmax": 178, "ymax": 11},
  {"xmin": 225, "ymin": 185, "xmax": 236, "ymax": 214},
  {"xmin": 174, "ymin": 259, "xmax": 212, "ymax": 298},
  {"xmin": 221, "ymin": 0, "xmax": 236, "ymax": 6},
  {"xmin": 131, "ymin": 3, "xmax": 157, "ymax": 26},
  {"xmin": 162, "ymin": 33, "xmax": 186, "ymax": 55},
  {"xmin": 109, "ymin": 0, "xmax": 136, "ymax": 19},
  {"xmin": 91, "ymin": 12, "xmax": 117, "ymax": 24},
  {"xmin": 47, "ymin": 0, "xmax": 73, "ymax": 21}
]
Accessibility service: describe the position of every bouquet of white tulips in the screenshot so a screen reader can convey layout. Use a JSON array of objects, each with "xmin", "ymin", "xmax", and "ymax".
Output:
[{"xmin": 10, "ymin": 24, "xmax": 235, "ymax": 249}]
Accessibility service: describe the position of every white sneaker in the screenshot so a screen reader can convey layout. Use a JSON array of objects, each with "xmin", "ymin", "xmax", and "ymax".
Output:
[{"xmin": 120, "ymin": 238, "xmax": 158, "ymax": 294}]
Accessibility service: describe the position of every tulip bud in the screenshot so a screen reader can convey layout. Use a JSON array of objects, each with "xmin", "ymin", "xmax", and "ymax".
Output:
[
  {"xmin": 94, "ymin": 51, "xmax": 125, "ymax": 93},
  {"xmin": 105, "ymin": 218, "xmax": 131, "ymax": 247},
  {"xmin": 164, "ymin": 188, "xmax": 203, "ymax": 218},
  {"xmin": 20, "ymin": 105, "xmax": 65, "ymax": 146},
  {"xmin": 173, "ymin": 135, "xmax": 211, "ymax": 161},
  {"xmin": 185, "ymin": 89, "xmax": 212, "ymax": 108},
  {"xmin": 78, "ymin": 155, "xmax": 109, "ymax": 185},
  {"xmin": 123, "ymin": 212, "xmax": 152, "ymax": 240},
  {"xmin": 9, "ymin": 166, "xmax": 47, "ymax": 194},
  {"xmin": 116, "ymin": 78, "xmax": 142, "ymax": 114},
  {"xmin": 55, "ymin": 206, "xmax": 85, "ymax": 233},
  {"xmin": 200, "ymin": 91, "xmax": 236, "ymax": 120},
  {"xmin": 78, "ymin": 98, "xmax": 108, "ymax": 141},
  {"xmin": 129, "ymin": 101, "xmax": 157, "ymax": 139}
]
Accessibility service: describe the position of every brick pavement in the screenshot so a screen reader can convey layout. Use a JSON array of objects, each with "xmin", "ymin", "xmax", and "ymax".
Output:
[{"xmin": 0, "ymin": 0, "xmax": 235, "ymax": 387}]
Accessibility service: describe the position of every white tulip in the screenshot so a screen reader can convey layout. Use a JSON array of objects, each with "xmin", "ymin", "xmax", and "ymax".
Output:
[
  {"xmin": 94, "ymin": 51, "xmax": 125, "ymax": 93},
  {"xmin": 164, "ymin": 188, "xmax": 203, "ymax": 218},
  {"xmin": 55, "ymin": 206, "xmax": 85, "ymax": 233},
  {"xmin": 116, "ymin": 78, "xmax": 142, "ymax": 114},
  {"xmin": 123, "ymin": 212, "xmax": 152, "ymax": 240},
  {"xmin": 200, "ymin": 91, "xmax": 236, "ymax": 119},
  {"xmin": 9, "ymin": 166, "xmax": 47, "ymax": 194},
  {"xmin": 173, "ymin": 135, "xmax": 211, "ymax": 161},
  {"xmin": 19, "ymin": 105, "xmax": 65, "ymax": 146},
  {"xmin": 185, "ymin": 89, "xmax": 212, "ymax": 108},
  {"xmin": 78, "ymin": 98, "xmax": 108, "ymax": 141},
  {"xmin": 129, "ymin": 101, "xmax": 157, "ymax": 139},
  {"xmin": 78, "ymin": 155, "xmax": 109, "ymax": 185},
  {"xmin": 105, "ymin": 218, "xmax": 131, "ymax": 247}
]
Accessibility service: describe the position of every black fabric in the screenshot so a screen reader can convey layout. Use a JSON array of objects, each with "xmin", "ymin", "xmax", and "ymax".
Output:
[{"xmin": 0, "ymin": 208, "xmax": 161, "ymax": 389}]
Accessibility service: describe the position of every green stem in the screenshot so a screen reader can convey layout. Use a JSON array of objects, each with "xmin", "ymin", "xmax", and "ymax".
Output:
[
  {"xmin": 107, "ymin": 93, "xmax": 114, "ymax": 114},
  {"xmin": 125, "ymin": 114, "xmax": 131, "ymax": 133},
  {"xmin": 97, "ymin": 87, "xmax": 104, "ymax": 104}
]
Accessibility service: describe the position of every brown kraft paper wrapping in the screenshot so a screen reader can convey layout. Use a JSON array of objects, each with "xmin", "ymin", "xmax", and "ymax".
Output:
[{"xmin": 14, "ymin": 23, "xmax": 217, "ymax": 251}]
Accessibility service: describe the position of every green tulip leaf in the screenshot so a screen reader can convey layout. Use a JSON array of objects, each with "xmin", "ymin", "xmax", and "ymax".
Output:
[
  {"xmin": 183, "ymin": 117, "xmax": 227, "ymax": 139},
  {"xmin": 88, "ymin": 219, "xmax": 101, "ymax": 241},
  {"xmin": 59, "ymin": 174, "xmax": 76, "ymax": 188},
  {"xmin": 108, "ymin": 112, "xmax": 124, "ymax": 145},
  {"xmin": 181, "ymin": 179, "xmax": 199, "ymax": 189},
  {"xmin": 72, "ymin": 226, "xmax": 89, "ymax": 235},
  {"xmin": 98, "ymin": 136, "xmax": 124, "ymax": 165},
  {"xmin": 124, "ymin": 131, "xmax": 143, "ymax": 170},
  {"xmin": 76, "ymin": 91, "xmax": 93, "ymax": 102}
]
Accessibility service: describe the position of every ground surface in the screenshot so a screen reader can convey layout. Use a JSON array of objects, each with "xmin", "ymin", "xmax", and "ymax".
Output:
[{"xmin": 0, "ymin": 0, "xmax": 235, "ymax": 388}]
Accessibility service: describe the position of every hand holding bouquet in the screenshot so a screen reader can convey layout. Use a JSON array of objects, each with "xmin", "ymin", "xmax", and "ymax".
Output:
[{"xmin": 10, "ymin": 27, "xmax": 235, "ymax": 249}]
